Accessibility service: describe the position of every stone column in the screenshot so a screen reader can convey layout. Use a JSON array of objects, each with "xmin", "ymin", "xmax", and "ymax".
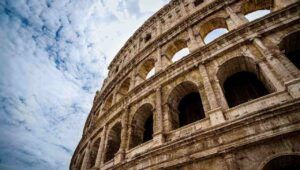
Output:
[
  {"xmin": 179, "ymin": 0, "xmax": 188, "ymax": 16},
  {"xmin": 163, "ymin": 103, "xmax": 173, "ymax": 132},
  {"xmin": 225, "ymin": 6, "xmax": 247, "ymax": 29},
  {"xmin": 161, "ymin": 53, "xmax": 173, "ymax": 70},
  {"xmin": 194, "ymin": 28, "xmax": 206, "ymax": 47},
  {"xmin": 135, "ymin": 72, "xmax": 144, "ymax": 86},
  {"xmin": 115, "ymin": 108, "xmax": 130, "ymax": 164},
  {"xmin": 81, "ymin": 142, "xmax": 91, "ymax": 170},
  {"xmin": 129, "ymin": 69, "xmax": 136, "ymax": 90},
  {"xmin": 198, "ymin": 64, "xmax": 225, "ymax": 125},
  {"xmin": 96, "ymin": 125, "xmax": 107, "ymax": 167},
  {"xmin": 156, "ymin": 47, "xmax": 163, "ymax": 72},
  {"xmin": 153, "ymin": 86, "xmax": 165, "ymax": 145},
  {"xmin": 198, "ymin": 64, "xmax": 218, "ymax": 110},
  {"xmin": 188, "ymin": 27, "xmax": 201, "ymax": 52},
  {"xmin": 157, "ymin": 19, "xmax": 162, "ymax": 36},
  {"xmin": 253, "ymin": 38, "xmax": 293, "ymax": 82},
  {"xmin": 137, "ymin": 36, "xmax": 141, "ymax": 52}
]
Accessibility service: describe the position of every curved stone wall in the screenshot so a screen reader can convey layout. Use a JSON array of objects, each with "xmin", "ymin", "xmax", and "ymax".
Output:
[{"xmin": 71, "ymin": 0, "xmax": 300, "ymax": 169}]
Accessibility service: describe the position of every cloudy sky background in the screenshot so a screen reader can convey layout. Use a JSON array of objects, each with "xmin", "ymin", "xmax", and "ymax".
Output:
[{"xmin": 0, "ymin": 0, "xmax": 169, "ymax": 169}]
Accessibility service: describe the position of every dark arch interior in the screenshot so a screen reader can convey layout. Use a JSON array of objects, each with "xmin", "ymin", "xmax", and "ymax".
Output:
[
  {"xmin": 89, "ymin": 138, "xmax": 100, "ymax": 168},
  {"xmin": 129, "ymin": 104, "xmax": 153, "ymax": 149},
  {"xmin": 224, "ymin": 71, "xmax": 269, "ymax": 107},
  {"xmin": 77, "ymin": 152, "xmax": 85, "ymax": 169},
  {"xmin": 178, "ymin": 92, "xmax": 205, "ymax": 127},
  {"xmin": 263, "ymin": 155, "xmax": 300, "ymax": 170},
  {"xmin": 281, "ymin": 31, "xmax": 300, "ymax": 69},
  {"xmin": 143, "ymin": 115, "xmax": 153, "ymax": 142},
  {"xmin": 104, "ymin": 123, "xmax": 121, "ymax": 162}
]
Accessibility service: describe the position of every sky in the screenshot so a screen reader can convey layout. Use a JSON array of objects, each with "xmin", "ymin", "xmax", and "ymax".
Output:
[
  {"xmin": 0, "ymin": 0, "xmax": 168, "ymax": 169},
  {"xmin": 0, "ymin": 0, "xmax": 269, "ymax": 169}
]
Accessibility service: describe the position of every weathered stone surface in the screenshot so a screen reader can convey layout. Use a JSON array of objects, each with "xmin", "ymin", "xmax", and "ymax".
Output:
[{"xmin": 70, "ymin": 0, "xmax": 300, "ymax": 169}]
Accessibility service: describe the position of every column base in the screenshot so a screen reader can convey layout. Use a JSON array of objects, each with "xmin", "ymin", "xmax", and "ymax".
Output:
[
  {"xmin": 208, "ymin": 107, "xmax": 226, "ymax": 126},
  {"xmin": 114, "ymin": 151, "xmax": 125, "ymax": 165},
  {"xmin": 153, "ymin": 133, "xmax": 165, "ymax": 146}
]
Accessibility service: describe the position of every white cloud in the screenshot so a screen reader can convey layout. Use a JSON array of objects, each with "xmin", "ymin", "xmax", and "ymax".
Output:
[{"xmin": 0, "ymin": 0, "xmax": 168, "ymax": 169}]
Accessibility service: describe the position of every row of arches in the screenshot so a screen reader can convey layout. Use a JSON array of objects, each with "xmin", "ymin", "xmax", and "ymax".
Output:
[
  {"xmin": 102, "ymin": 29, "xmax": 300, "ymax": 115},
  {"xmin": 101, "ymin": 0, "xmax": 281, "ymax": 112},
  {"xmin": 99, "ymin": 52, "xmax": 284, "ymax": 163}
]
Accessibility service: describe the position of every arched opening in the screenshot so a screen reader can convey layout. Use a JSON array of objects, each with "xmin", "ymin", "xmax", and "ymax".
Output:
[
  {"xmin": 217, "ymin": 56, "xmax": 273, "ymax": 108},
  {"xmin": 242, "ymin": 0, "xmax": 273, "ymax": 21},
  {"xmin": 172, "ymin": 48, "xmax": 190, "ymax": 62},
  {"xmin": 262, "ymin": 155, "xmax": 300, "ymax": 170},
  {"xmin": 129, "ymin": 103, "xmax": 154, "ymax": 149},
  {"xmin": 279, "ymin": 31, "xmax": 300, "ymax": 69},
  {"xmin": 204, "ymin": 28, "xmax": 229, "ymax": 44},
  {"xmin": 199, "ymin": 17, "xmax": 229, "ymax": 44},
  {"xmin": 116, "ymin": 78, "xmax": 131, "ymax": 102},
  {"xmin": 104, "ymin": 122, "xmax": 121, "ymax": 163},
  {"xmin": 89, "ymin": 138, "xmax": 100, "ymax": 168},
  {"xmin": 224, "ymin": 71, "xmax": 269, "ymax": 107},
  {"xmin": 146, "ymin": 67, "xmax": 155, "ymax": 79},
  {"xmin": 138, "ymin": 59, "xmax": 156, "ymax": 80},
  {"xmin": 102, "ymin": 95, "xmax": 113, "ymax": 112},
  {"xmin": 165, "ymin": 39, "xmax": 190, "ymax": 62},
  {"xmin": 245, "ymin": 10, "xmax": 271, "ymax": 21},
  {"xmin": 167, "ymin": 81, "xmax": 205, "ymax": 129},
  {"xmin": 144, "ymin": 33, "xmax": 152, "ymax": 43}
]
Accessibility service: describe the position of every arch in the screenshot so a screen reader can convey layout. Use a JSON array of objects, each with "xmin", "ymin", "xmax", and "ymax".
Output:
[
  {"xmin": 165, "ymin": 39, "xmax": 190, "ymax": 62},
  {"xmin": 217, "ymin": 56, "xmax": 272, "ymax": 108},
  {"xmin": 245, "ymin": 9, "xmax": 271, "ymax": 22},
  {"xmin": 279, "ymin": 30, "xmax": 300, "ymax": 69},
  {"xmin": 146, "ymin": 67, "xmax": 155, "ymax": 79},
  {"xmin": 116, "ymin": 77, "xmax": 131, "ymax": 102},
  {"xmin": 261, "ymin": 154, "xmax": 300, "ymax": 170},
  {"xmin": 104, "ymin": 122, "xmax": 122, "ymax": 162},
  {"xmin": 129, "ymin": 103, "xmax": 154, "ymax": 149},
  {"xmin": 241, "ymin": 0, "xmax": 273, "ymax": 16},
  {"xmin": 102, "ymin": 95, "xmax": 113, "ymax": 112},
  {"xmin": 138, "ymin": 58, "xmax": 156, "ymax": 80},
  {"xmin": 167, "ymin": 81, "xmax": 205, "ymax": 129},
  {"xmin": 204, "ymin": 28, "xmax": 229, "ymax": 44},
  {"xmin": 89, "ymin": 138, "xmax": 100, "ymax": 168},
  {"xmin": 199, "ymin": 17, "xmax": 229, "ymax": 44}
]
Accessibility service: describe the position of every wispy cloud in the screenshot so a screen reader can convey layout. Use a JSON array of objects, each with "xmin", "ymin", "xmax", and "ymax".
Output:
[{"xmin": 0, "ymin": 0, "xmax": 168, "ymax": 169}]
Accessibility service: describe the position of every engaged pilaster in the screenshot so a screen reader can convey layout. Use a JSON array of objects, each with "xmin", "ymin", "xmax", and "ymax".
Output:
[
  {"xmin": 114, "ymin": 108, "xmax": 130, "ymax": 164},
  {"xmin": 253, "ymin": 37, "xmax": 293, "ymax": 82},
  {"xmin": 198, "ymin": 64, "xmax": 225, "ymax": 125},
  {"xmin": 153, "ymin": 86, "xmax": 165, "ymax": 146}
]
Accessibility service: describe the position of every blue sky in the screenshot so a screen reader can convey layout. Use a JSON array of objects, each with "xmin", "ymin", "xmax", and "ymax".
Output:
[{"xmin": 0, "ymin": 0, "xmax": 168, "ymax": 169}]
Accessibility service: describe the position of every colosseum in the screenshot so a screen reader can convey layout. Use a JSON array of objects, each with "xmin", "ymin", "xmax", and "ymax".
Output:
[{"xmin": 70, "ymin": 0, "xmax": 300, "ymax": 169}]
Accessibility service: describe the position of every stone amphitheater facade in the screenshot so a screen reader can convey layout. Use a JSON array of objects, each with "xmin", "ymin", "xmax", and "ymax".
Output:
[{"xmin": 70, "ymin": 0, "xmax": 300, "ymax": 169}]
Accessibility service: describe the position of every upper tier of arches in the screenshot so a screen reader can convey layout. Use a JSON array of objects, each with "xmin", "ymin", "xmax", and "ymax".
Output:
[
  {"xmin": 96, "ymin": 0, "xmax": 293, "ymax": 117},
  {"xmin": 106, "ymin": 0, "xmax": 278, "ymax": 79}
]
